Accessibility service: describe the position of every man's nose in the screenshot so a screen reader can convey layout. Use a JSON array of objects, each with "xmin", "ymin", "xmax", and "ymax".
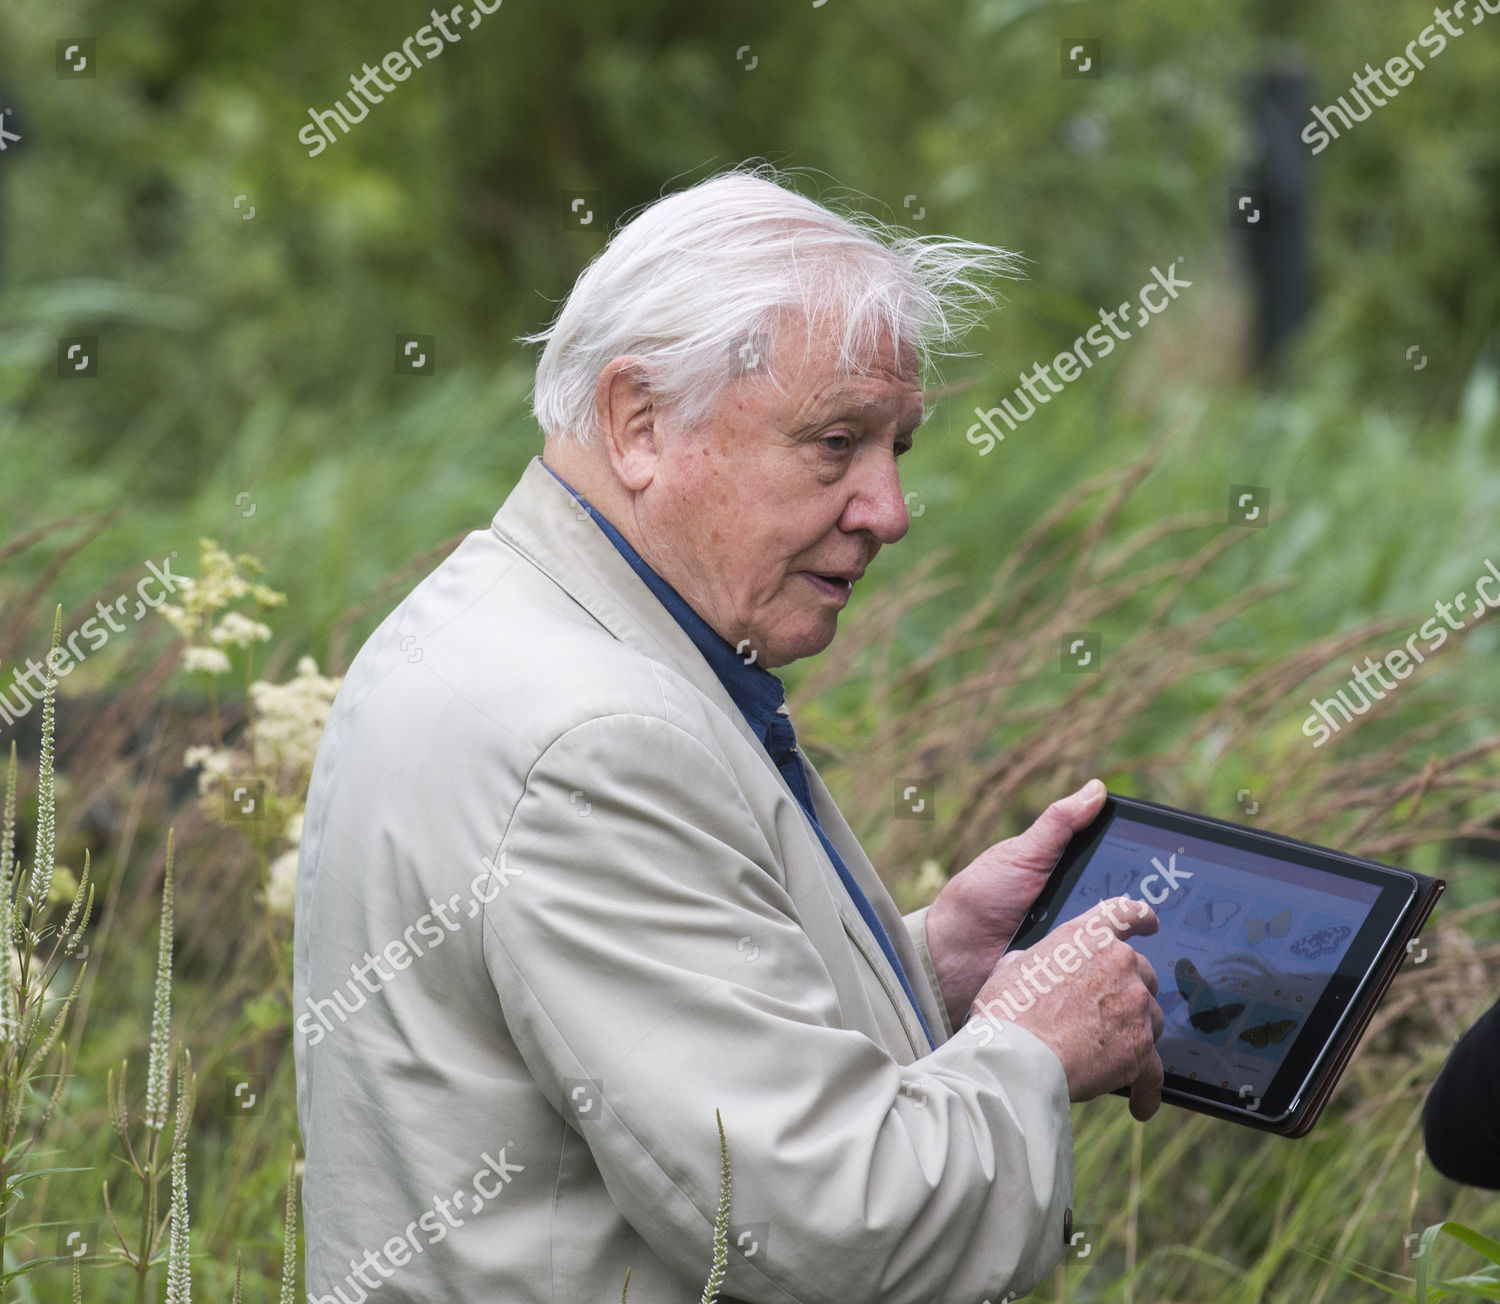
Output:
[{"xmin": 843, "ymin": 447, "xmax": 910, "ymax": 544}]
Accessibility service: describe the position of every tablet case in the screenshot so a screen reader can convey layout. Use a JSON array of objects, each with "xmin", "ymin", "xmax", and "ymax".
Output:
[
  {"xmin": 1033, "ymin": 796, "xmax": 1450, "ymax": 1137},
  {"xmin": 1248, "ymin": 870, "xmax": 1443, "ymax": 1137}
]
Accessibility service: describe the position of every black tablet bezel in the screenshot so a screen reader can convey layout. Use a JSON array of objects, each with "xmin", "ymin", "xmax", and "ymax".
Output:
[{"xmin": 1004, "ymin": 794, "xmax": 1426, "ymax": 1128}]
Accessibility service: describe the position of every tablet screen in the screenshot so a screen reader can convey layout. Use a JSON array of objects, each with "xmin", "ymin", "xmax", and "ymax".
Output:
[
  {"xmin": 1004, "ymin": 795, "xmax": 1436, "ymax": 1130},
  {"xmin": 1057, "ymin": 814, "xmax": 1380, "ymax": 1101}
]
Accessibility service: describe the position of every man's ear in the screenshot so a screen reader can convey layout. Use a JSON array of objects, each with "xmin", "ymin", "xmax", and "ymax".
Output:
[{"xmin": 594, "ymin": 357, "xmax": 661, "ymax": 493}]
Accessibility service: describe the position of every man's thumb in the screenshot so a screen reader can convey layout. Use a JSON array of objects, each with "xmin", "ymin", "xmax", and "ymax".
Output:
[
  {"xmin": 1008, "ymin": 779, "xmax": 1107, "ymax": 864},
  {"xmin": 1053, "ymin": 778, "xmax": 1106, "ymax": 829},
  {"xmin": 1071, "ymin": 778, "xmax": 1106, "ymax": 807}
]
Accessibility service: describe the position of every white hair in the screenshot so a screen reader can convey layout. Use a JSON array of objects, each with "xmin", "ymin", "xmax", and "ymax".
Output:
[{"xmin": 519, "ymin": 163, "xmax": 1027, "ymax": 445}]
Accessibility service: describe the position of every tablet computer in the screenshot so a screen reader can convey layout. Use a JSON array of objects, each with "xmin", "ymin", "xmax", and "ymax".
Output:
[{"xmin": 1004, "ymin": 794, "xmax": 1444, "ymax": 1136}]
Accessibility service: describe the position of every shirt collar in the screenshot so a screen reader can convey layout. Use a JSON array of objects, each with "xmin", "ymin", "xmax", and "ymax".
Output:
[{"xmin": 538, "ymin": 459, "xmax": 791, "ymax": 742}]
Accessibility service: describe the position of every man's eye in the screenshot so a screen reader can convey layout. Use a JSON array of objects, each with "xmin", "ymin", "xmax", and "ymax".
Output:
[{"xmin": 818, "ymin": 433, "xmax": 853, "ymax": 453}]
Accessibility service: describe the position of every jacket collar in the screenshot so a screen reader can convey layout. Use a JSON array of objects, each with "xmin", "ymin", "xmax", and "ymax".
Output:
[
  {"xmin": 532, "ymin": 458, "xmax": 793, "ymax": 754},
  {"xmin": 489, "ymin": 456, "xmax": 775, "ymax": 764}
]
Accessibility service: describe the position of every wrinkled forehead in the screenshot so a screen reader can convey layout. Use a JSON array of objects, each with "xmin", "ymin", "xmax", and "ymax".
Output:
[
  {"xmin": 752, "ymin": 305, "xmax": 922, "ymax": 398},
  {"xmin": 733, "ymin": 340, "xmax": 922, "ymax": 448}
]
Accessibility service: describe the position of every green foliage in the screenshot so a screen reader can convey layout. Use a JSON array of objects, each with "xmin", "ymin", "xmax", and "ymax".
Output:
[
  {"xmin": 1411, "ymin": 1221, "xmax": 1500, "ymax": 1301},
  {"xmin": 1, "ymin": 0, "xmax": 1499, "ymax": 1298},
  {"xmin": 0, "ymin": 614, "xmax": 94, "ymax": 1296},
  {"xmin": 4, "ymin": 0, "xmax": 1500, "ymax": 669},
  {"xmin": 1305, "ymin": 1218, "xmax": 1500, "ymax": 1302},
  {"xmin": 0, "ymin": 640, "xmax": 306, "ymax": 1302},
  {"xmin": 103, "ymin": 832, "xmax": 196, "ymax": 1304}
]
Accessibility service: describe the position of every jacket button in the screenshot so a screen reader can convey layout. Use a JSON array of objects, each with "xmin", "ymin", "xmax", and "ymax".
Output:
[{"xmin": 1062, "ymin": 1206, "xmax": 1073, "ymax": 1245}]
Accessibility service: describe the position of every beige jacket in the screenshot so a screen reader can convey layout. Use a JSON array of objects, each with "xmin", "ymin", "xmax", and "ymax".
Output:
[{"xmin": 293, "ymin": 455, "xmax": 1073, "ymax": 1304}]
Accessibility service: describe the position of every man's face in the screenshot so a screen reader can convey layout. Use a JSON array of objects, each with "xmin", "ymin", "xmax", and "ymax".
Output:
[{"xmin": 627, "ymin": 321, "xmax": 922, "ymax": 669}]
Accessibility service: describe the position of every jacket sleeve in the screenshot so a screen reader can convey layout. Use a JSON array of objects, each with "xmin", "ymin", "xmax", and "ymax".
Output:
[
  {"xmin": 479, "ymin": 711, "xmax": 1073, "ymax": 1304},
  {"xmin": 1423, "ymin": 990, "xmax": 1500, "ymax": 1189}
]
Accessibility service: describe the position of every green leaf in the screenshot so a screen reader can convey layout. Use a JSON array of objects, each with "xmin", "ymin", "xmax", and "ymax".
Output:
[
  {"xmin": 1426, "ymin": 1275, "xmax": 1500, "ymax": 1301},
  {"xmin": 1435, "ymin": 1224, "xmax": 1500, "ymax": 1269}
]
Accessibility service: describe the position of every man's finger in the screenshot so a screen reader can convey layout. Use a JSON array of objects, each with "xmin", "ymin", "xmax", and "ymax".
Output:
[
  {"xmin": 1102, "ymin": 895, "xmax": 1158, "ymax": 940},
  {"xmin": 1128, "ymin": 1053, "xmax": 1165, "ymax": 1122},
  {"xmin": 1134, "ymin": 950, "xmax": 1159, "ymax": 997},
  {"xmin": 1057, "ymin": 895, "xmax": 1159, "ymax": 943}
]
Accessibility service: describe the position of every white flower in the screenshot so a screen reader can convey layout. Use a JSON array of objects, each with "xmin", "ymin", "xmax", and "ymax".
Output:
[
  {"xmin": 210, "ymin": 612, "xmax": 272, "ymax": 648},
  {"xmin": 183, "ymin": 646, "xmax": 232, "ymax": 676},
  {"xmin": 266, "ymin": 848, "xmax": 299, "ymax": 919},
  {"xmin": 249, "ymin": 659, "xmax": 341, "ymax": 778},
  {"xmin": 911, "ymin": 858, "xmax": 948, "ymax": 908},
  {"xmin": 183, "ymin": 744, "xmax": 235, "ymax": 795},
  {"xmin": 157, "ymin": 603, "xmax": 196, "ymax": 639}
]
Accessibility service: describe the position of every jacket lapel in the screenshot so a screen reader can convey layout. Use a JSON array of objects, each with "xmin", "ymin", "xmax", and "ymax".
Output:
[{"xmin": 802, "ymin": 760, "xmax": 949, "ymax": 1049}]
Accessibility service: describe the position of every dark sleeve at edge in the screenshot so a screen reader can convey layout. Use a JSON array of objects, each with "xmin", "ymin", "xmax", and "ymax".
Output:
[{"xmin": 1423, "ymin": 991, "xmax": 1500, "ymax": 1189}]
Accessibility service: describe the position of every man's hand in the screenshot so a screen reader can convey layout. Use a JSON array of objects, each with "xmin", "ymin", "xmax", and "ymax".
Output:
[
  {"xmin": 924, "ymin": 778, "xmax": 1108, "ymax": 1029},
  {"xmin": 969, "ymin": 896, "xmax": 1165, "ymax": 1120}
]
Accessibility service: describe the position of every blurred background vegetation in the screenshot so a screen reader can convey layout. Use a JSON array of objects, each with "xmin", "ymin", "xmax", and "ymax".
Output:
[{"xmin": 1, "ymin": 0, "xmax": 1499, "ymax": 1298}]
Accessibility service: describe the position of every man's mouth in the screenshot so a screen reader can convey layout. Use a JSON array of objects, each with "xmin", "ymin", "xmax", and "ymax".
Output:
[{"xmin": 803, "ymin": 573, "xmax": 855, "ymax": 598}]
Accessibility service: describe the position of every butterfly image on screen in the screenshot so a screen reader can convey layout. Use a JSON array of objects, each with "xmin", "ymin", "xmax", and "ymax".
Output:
[
  {"xmin": 1239, "ymin": 1018, "xmax": 1298, "ymax": 1049},
  {"xmin": 1076, "ymin": 867, "xmax": 1137, "ymax": 905},
  {"xmin": 1174, "ymin": 958, "xmax": 1246, "ymax": 1034},
  {"xmin": 1183, "ymin": 898, "xmax": 1242, "ymax": 932},
  {"xmin": 1245, "ymin": 906, "xmax": 1292, "ymax": 946},
  {"xmin": 1289, "ymin": 924, "xmax": 1351, "ymax": 959}
]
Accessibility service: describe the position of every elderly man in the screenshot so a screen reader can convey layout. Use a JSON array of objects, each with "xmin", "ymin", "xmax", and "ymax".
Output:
[{"xmin": 294, "ymin": 167, "xmax": 1163, "ymax": 1304}]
